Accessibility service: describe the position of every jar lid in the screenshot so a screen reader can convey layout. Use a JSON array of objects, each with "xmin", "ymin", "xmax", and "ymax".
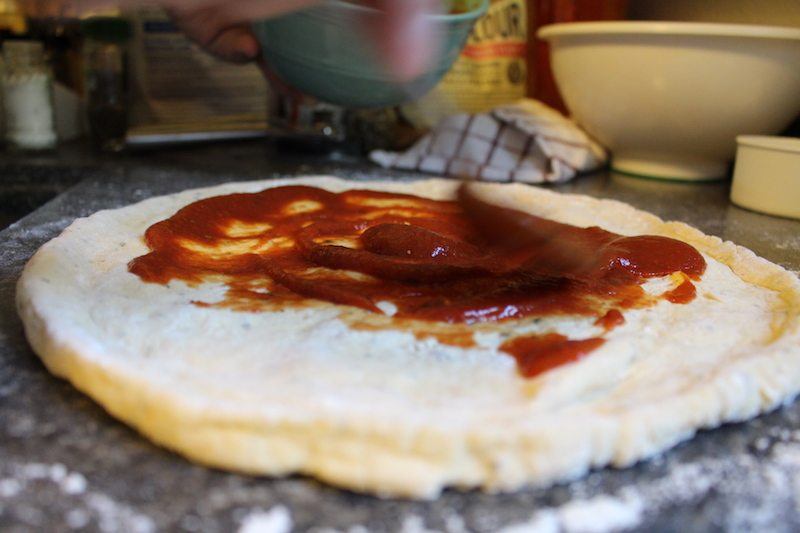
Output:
[{"xmin": 81, "ymin": 16, "xmax": 133, "ymax": 43}]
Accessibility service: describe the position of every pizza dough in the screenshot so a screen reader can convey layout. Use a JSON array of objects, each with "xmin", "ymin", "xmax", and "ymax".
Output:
[{"xmin": 16, "ymin": 176, "xmax": 800, "ymax": 498}]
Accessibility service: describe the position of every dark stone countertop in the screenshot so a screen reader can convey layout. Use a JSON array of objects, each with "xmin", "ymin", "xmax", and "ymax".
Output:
[{"xmin": 1, "ymin": 140, "xmax": 799, "ymax": 533}]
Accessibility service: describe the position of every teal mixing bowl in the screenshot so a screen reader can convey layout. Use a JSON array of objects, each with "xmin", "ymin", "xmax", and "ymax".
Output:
[{"xmin": 252, "ymin": 0, "xmax": 488, "ymax": 108}]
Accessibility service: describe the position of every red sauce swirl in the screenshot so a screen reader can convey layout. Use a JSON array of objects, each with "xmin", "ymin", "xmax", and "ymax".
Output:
[{"xmin": 129, "ymin": 185, "xmax": 706, "ymax": 378}]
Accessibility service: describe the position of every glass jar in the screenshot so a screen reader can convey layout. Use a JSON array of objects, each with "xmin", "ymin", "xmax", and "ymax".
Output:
[
  {"xmin": 1, "ymin": 40, "xmax": 57, "ymax": 150},
  {"xmin": 81, "ymin": 16, "xmax": 131, "ymax": 152}
]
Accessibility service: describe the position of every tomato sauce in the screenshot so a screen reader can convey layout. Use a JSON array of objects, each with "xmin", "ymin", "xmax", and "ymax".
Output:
[{"xmin": 129, "ymin": 185, "xmax": 705, "ymax": 378}]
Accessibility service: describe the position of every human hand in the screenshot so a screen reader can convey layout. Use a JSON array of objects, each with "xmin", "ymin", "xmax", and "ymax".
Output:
[{"xmin": 67, "ymin": 0, "xmax": 442, "ymax": 81}]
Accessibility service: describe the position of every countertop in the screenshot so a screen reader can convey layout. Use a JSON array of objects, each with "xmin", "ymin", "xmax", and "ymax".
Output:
[{"xmin": 1, "ymin": 141, "xmax": 800, "ymax": 532}]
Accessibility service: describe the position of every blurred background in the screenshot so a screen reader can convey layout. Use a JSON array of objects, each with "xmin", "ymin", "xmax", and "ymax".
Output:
[{"xmin": 1, "ymin": 0, "xmax": 799, "ymax": 156}]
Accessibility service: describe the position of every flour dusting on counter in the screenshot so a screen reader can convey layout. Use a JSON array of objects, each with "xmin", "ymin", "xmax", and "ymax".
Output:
[
  {"xmin": 238, "ymin": 506, "xmax": 292, "ymax": 533},
  {"xmin": 495, "ymin": 424, "xmax": 800, "ymax": 533},
  {"xmin": 498, "ymin": 494, "xmax": 643, "ymax": 533},
  {"xmin": 0, "ymin": 462, "xmax": 154, "ymax": 532}
]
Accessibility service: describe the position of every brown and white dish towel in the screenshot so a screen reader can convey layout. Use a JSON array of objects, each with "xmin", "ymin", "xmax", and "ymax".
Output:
[{"xmin": 370, "ymin": 99, "xmax": 607, "ymax": 184}]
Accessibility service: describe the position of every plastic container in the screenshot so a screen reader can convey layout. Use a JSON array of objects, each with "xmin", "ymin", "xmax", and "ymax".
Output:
[{"xmin": 730, "ymin": 135, "xmax": 800, "ymax": 220}]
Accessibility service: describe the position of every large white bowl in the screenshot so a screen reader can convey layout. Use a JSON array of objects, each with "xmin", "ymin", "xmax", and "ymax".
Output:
[{"xmin": 538, "ymin": 22, "xmax": 800, "ymax": 180}]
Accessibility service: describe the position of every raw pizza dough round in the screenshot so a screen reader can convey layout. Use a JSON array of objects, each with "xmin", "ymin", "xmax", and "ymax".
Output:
[{"xmin": 16, "ymin": 176, "xmax": 800, "ymax": 498}]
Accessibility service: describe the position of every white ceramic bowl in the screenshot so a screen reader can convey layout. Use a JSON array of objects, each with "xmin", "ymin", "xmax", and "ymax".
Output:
[{"xmin": 538, "ymin": 22, "xmax": 800, "ymax": 180}]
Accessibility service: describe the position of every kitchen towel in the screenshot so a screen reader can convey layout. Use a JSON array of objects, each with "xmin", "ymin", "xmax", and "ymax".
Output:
[{"xmin": 370, "ymin": 99, "xmax": 607, "ymax": 183}]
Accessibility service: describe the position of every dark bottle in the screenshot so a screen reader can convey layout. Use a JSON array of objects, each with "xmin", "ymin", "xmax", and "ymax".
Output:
[{"xmin": 81, "ymin": 16, "xmax": 131, "ymax": 152}]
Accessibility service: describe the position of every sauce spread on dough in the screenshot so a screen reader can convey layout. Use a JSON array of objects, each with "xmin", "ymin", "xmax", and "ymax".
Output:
[
  {"xmin": 594, "ymin": 309, "xmax": 625, "ymax": 331},
  {"xmin": 129, "ymin": 185, "xmax": 706, "ymax": 378},
  {"xmin": 665, "ymin": 276, "xmax": 697, "ymax": 304},
  {"xmin": 500, "ymin": 334, "xmax": 606, "ymax": 378}
]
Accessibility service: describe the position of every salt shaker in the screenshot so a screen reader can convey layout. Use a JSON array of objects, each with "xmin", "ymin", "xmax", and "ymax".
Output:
[{"xmin": 1, "ymin": 40, "xmax": 57, "ymax": 150}]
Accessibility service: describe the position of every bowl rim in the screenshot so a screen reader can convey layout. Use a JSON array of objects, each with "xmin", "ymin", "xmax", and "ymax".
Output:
[
  {"xmin": 319, "ymin": 0, "xmax": 489, "ymax": 22},
  {"xmin": 737, "ymin": 135, "xmax": 800, "ymax": 154},
  {"xmin": 538, "ymin": 21, "xmax": 800, "ymax": 41}
]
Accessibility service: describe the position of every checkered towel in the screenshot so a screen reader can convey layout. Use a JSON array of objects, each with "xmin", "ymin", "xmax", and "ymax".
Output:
[{"xmin": 370, "ymin": 99, "xmax": 607, "ymax": 183}]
